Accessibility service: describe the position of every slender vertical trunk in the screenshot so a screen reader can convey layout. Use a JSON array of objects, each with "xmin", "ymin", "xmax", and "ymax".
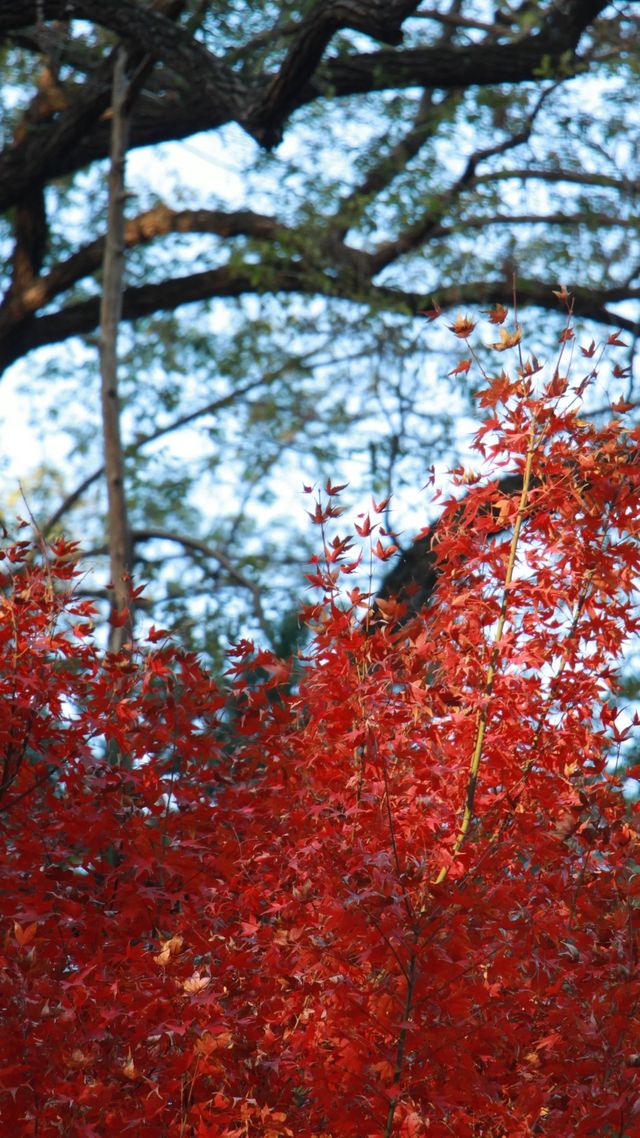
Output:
[{"xmin": 99, "ymin": 47, "xmax": 133, "ymax": 654}]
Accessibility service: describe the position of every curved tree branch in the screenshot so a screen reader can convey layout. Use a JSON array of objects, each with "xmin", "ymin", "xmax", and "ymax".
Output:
[
  {"xmin": 0, "ymin": 205, "xmax": 294, "ymax": 335},
  {"xmin": 246, "ymin": 0, "xmax": 421, "ymax": 143},
  {"xmin": 474, "ymin": 167, "xmax": 639, "ymax": 193},
  {"xmin": 0, "ymin": 0, "xmax": 612, "ymax": 195},
  {"xmin": 1, "ymin": 261, "xmax": 636, "ymax": 376},
  {"xmin": 133, "ymin": 527, "xmax": 271, "ymax": 637},
  {"xmin": 370, "ymin": 82, "xmax": 556, "ymax": 273}
]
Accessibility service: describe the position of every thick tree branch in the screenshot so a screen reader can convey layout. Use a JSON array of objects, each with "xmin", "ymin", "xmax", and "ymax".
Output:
[
  {"xmin": 0, "ymin": 65, "xmax": 63, "ymax": 313},
  {"xmin": 0, "ymin": 0, "xmax": 611, "ymax": 192},
  {"xmin": 247, "ymin": 0, "xmax": 421, "ymax": 144},
  {"xmin": 306, "ymin": 7, "xmax": 605, "ymax": 102},
  {"xmin": 5, "ymin": 189, "xmax": 47, "ymax": 296},
  {"xmin": 0, "ymin": 205, "xmax": 294, "ymax": 336},
  {"xmin": 0, "ymin": 1, "xmax": 246, "ymax": 113},
  {"xmin": 0, "ymin": 52, "xmax": 116, "ymax": 215},
  {"xmin": 1, "ymin": 266, "xmax": 636, "ymax": 378},
  {"xmin": 0, "ymin": 262, "xmax": 310, "ymax": 374}
]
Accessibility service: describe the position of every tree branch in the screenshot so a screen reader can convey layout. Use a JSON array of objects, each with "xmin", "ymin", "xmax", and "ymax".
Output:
[
  {"xmin": 247, "ymin": 0, "xmax": 421, "ymax": 145},
  {"xmin": 474, "ymin": 167, "xmax": 638, "ymax": 193},
  {"xmin": 132, "ymin": 527, "xmax": 271, "ymax": 637},
  {"xmin": 327, "ymin": 89, "xmax": 462, "ymax": 243},
  {"xmin": 1, "ymin": 266, "xmax": 637, "ymax": 376},
  {"xmin": 385, "ymin": 210, "xmax": 640, "ymax": 248},
  {"xmin": 0, "ymin": 205, "xmax": 294, "ymax": 336},
  {"xmin": 371, "ymin": 83, "xmax": 555, "ymax": 273},
  {"xmin": 0, "ymin": 261, "xmax": 311, "ymax": 374},
  {"xmin": 100, "ymin": 46, "xmax": 133, "ymax": 652},
  {"xmin": 0, "ymin": 1, "xmax": 246, "ymax": 115},
  {"xmin": 42, "ymin": 362, "xmax": 302, "ymax": 535},
  {"xmin": 0, "ymin": 0, "xmax": 612, "ymax": 192},
  {"xmin": 305, "ymin": 4, "xmax": 607, "ymax": 105},
  {"xmin": 0, "ymin": 51, "xmax": 116, "ymax": 215}
]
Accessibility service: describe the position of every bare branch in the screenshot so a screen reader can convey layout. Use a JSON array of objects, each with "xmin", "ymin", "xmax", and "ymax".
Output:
[
  {"xmin": 328, "ymin": 89, "xmax": 462, "ymax": 242},
  {"xmin": 100, "ymin": 46, "xmax": 133, "ymax": 651},
  {"xmin": 0, "ymin": 205, "xmax": 294, "ymax": 335},
  {"xmin": 419, "ymin": 211, "xmax": 640, "ymax": 241},
  {"xmin": 370, "ymin": 84, "xmax": 557, "ymax": 273},
  {"xmin": 1, "ymin": 262, "xmax": 637, "ymax": 377},
  {"xmin": 474, "ymin": 167, "xmax": 638, "ymax": 193},
  {"xmin": 133, "ymin": 527, "xmax": 271, "ymax": 638},
  {"xmin": 42, "ymin": 363, "xmax": 302, "ymax": 535},
  {"xmin": 413, "ymin": 8, "xmax": 497, "ymax": 34}
]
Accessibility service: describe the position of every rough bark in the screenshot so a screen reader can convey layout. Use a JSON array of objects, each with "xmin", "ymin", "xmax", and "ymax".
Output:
[
  {"xmin": 0, "ymin": 0, "xmax": 612, "ymax": 198},
  {"xmin": 0, "ymin": 0, "xmax": 632, "ymax": 379},
  {"xmin": 1, "ymin": 269, "xmax": 635, "ymax": 377},
  {"xmin": 99, "ymin": 46, "xmax": 133, "ymax": 652}
]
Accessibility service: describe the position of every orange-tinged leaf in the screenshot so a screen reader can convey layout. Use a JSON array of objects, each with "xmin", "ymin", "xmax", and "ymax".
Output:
[
  {"xmin": 485, "ymin": 303, "xmax": 508, "ymax": 325},
  {"xmin": 448, "ymin": 358, "xmax": 472, "ymax": 377},
  {"xmin": 154, "ymin": 935, "xmax": 183, "ymax": 966},
  {"xmin": 121, "ymin": 1053, "xmax": 137, "ymax": 1080},
  {"xmin": 355, "ymin": 514, "xmax": 374, "ymax": 537},
  {"xmin": 611, "ymin": 396, "xmax": 635, "ymax": 412},
  {"xmin": 372, "ymin": 539, "xmax": 398, "ymax": 561},
  {"xmin": 490, "ymin": 325, "xmax": 522, "ymax": 351},
  {"xmin": 401, "ymin": 1112, "xmax": 424, "ymax": 1137},
  {"xmin": 66, "ymin": 1049, "xmax": 92, "ymax": 1070},
  {"xmin": 14, "ymin": 921, "xmax": 37, "ymax": 947},
  {"xmin": 448, "ymin": 312, "xmax": 476, "ymax": 338},
  {"xmin": 182, "ymin": 971, "xmax": 211, "ymax": 994},
  {"xmin": 419, "ymin": 300, "xmax": 441, "ymax": 321},
  {"xmin": 545, "ymin": 371, "xmax": 568, "ymax": 397}
]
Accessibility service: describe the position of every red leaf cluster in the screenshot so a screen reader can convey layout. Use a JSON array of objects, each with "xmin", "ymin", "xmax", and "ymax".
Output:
[{"xmin": 1, "ymin": 351, "xmax": 639, "ymax": 1137}]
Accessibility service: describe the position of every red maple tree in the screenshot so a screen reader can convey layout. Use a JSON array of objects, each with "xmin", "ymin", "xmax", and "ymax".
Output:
[{"xmin": 1, "ymin": 314, "xmax": 639, "ymax": 1137}]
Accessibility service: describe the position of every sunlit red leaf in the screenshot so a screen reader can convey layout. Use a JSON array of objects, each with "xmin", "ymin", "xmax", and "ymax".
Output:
[
  {"xmin": 419, "ymin": 300, "xmax": 441, "ymax": 321},
  {"xmin": 448, "ymin": 312, "xmax": 476, "ymax": 338},
  {"xmin": 490, "ymin": 325, "xmax": 522, "ymax": 351},
  {"xmin": 485, "ymin": 303, "xmax": 508, "ymax": 325},
  {"xmin": 448, "ymin": 358, "xmax": 472, "ymax": 377}
]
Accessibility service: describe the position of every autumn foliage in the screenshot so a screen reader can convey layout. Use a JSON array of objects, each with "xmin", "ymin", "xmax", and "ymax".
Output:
[{"xmin": 1, "ymin": 315, "xmax": 640, "ymax": 1137}]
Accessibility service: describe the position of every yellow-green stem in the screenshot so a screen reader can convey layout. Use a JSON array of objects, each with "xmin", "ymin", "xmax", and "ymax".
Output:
[{"xmin": 435, "ymin": 424, "xmax": 537, "ymax": 885}]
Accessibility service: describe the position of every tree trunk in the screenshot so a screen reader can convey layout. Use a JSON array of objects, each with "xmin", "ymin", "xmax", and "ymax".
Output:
[{"xmin": 99, "ymin": 46, "xmax": 133, "ymax": 653}]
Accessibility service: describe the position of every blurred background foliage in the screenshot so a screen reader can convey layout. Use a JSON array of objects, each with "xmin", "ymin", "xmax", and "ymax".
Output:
[{"xmin": 0, "ymin": 0, "xmax": 637, "ymax": 670}]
